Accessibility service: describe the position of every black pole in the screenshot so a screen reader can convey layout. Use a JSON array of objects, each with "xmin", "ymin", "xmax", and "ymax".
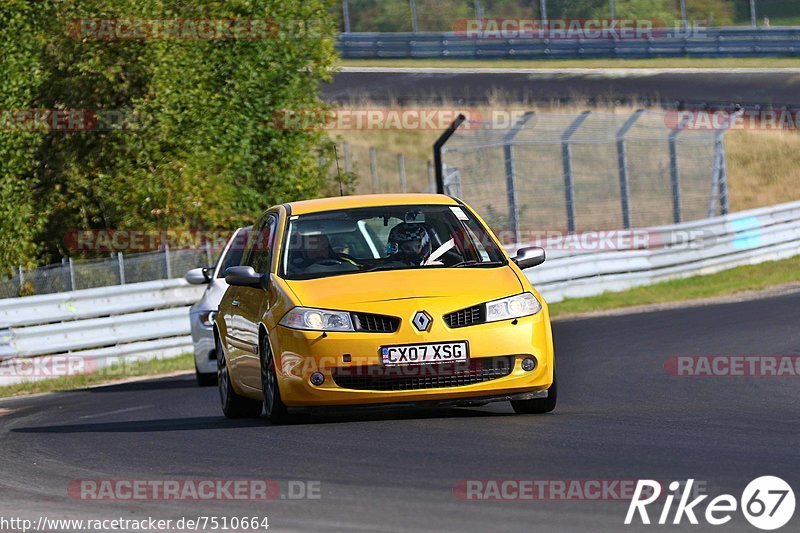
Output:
[{"xmin": 433, "ymin": 113, "xmax": 466, "ymax": 194}]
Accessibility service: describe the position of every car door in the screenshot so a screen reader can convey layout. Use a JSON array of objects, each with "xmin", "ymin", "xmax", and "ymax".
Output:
[
  {"xmin": 219, "ymin": 228, "xmax": 251, "ymax": 378},
  {"xmin": 235, "ymin": 214, "xmax": 277, "ymax": 390}
]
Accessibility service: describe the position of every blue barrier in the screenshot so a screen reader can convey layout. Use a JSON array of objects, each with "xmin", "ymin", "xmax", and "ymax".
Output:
[{"xmin": 337, "ymin": 27, "xmax": 800, "ymax": 59}]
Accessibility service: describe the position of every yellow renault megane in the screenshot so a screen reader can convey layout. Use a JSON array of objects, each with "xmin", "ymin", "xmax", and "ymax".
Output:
[{"xmin": 214, "ymin": 194, "xmax": 555, "ymax": 423}]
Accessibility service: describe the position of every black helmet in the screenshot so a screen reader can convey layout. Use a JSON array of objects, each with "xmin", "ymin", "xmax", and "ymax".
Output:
[{"xmin": 387, "ymin": 223, "xmax": 432, "ymax": 265}]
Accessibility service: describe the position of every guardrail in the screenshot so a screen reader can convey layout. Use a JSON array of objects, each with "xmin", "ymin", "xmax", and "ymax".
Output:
[
  {"xmin": 1, "ymin": 200, "xmax": 799, "ymax": 387},
  {"xmin": 337, "ymin": 27, "xmax": 800, "ymax": 59},
  {"xmin": 0, "ymin": 280, "xmax": 204, "ymax": 386},
  {"xmin": 522, "ymin": 200, "xmax": 800, "ymax": 302}
]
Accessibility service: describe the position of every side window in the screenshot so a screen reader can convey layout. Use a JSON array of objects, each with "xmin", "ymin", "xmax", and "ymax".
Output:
[
  {"xmin": 248, "ymin": 216, "xmax": 277, "ymax": 274},
  {"xmin": 216, "ymin": 229, "xmax": 249, "ymax": 278}
]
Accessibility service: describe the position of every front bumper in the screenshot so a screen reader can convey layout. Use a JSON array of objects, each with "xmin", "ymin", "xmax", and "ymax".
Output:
[
  {"xmin": 270, "ymin": 312, "xmax": 554, "ymax": 407},
  {"xmin": 189, "ymin": 311, "xmax": 217, "ymax": 374}
]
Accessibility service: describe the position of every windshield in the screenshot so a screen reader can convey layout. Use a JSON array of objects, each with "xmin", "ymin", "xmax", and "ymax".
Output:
[{"xmin": 281, "ymin": 204, "xmax": 506, "ymax": 280}]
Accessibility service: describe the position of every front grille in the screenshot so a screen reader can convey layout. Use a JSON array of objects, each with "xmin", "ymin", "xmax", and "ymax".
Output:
[
  {"xmin": 331, "ymin": 356, "xmax": 514, "ymax": 391},
  {"xmin": 352, "ymin": 312, "xmax": 400, "ymax": 333},
  {"xmin": 444, "ymin": 305, "xmax": 485, "ymax": 328}
]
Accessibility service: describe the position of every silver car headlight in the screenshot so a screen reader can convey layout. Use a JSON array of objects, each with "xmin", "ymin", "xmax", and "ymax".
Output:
[
  {"xmin": 484, "ymin": 292, "xmax": 542, "ymax": 322},
  {"xmin": 279, "ymin": 307, "xmax": 355, "ymax": 332}
]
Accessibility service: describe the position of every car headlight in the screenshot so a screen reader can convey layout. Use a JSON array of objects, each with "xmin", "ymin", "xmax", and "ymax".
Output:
[
  {"xmin": 199, "ymin": 310, "xmax": 217, "ymax": 327},
  {"xmin": 279, "ymin": 307, "xmax": 354, "ymax": 332},
  {"xmin": 485, "ymin": 292, "xmax": 542, "ymax": 322}
]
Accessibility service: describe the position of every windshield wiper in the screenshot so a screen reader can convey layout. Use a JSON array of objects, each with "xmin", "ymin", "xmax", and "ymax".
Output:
[
  {"xmin": 364, "ymin": 264, "xmax": 414, "ymax": 273},
  {"xmin": 451, "ymin": 260, "xmax": 504, "ymax": 268}
]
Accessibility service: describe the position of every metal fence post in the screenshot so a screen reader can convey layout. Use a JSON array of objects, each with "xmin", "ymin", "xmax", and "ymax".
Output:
[
  {"xmin": 668, "ymin": 127, "xmax": 684, "ymax": 224},
  {"xmin": 561, "ymin": 111, "xmax": 590, "ymax": 233},
  {"xmin": 616, "ymin": 110, "xmax": 644, "ymax": 229},
  {"xmin": 503, "ymin": 112, "xmax": 535, "ymax": 244},
  {"xmin": 342, "ymin": 0, "xmax": 351, "ymax": 33},
  {"xmin": 18, "ymin": 265, "xmax": 23, "ymax": 287},
  {"xmin": 427, "ymin": 160, "xmax": 435, "ymax": 193},
  {"xmin": 343, "ymin": 142, "xmax": 352, "ymax": 173},
  {"xmin": 410, "ymin": 0, "xmax": 418, "ymax": 32},
  {"xmin": 398, "ymin": 154, "xmax": 407, "ymax": 193},
  {"xmin": 118, "ymin": 252, "xmax": 126, "ymax": 285},
  {"xmin": 433, "ymin": 114, "xmax": 466, "ymax": 193},
  {"xmin": 750, "ymin": 0, "xmax": 758, "ymax": 28},
  {"xmin": 205, "ymin": 240, "xmax": 213, "ymax": 266},
  {"xmin": 61, "ymin": 257, "xmax": 71, "ymax": 291},
  {"xmin": 610, "ymin": 0, "xmax": 616, "ymax": 20},
  {"xmin": 369, "ymin": 146, "xmax": 379, "ymax": 193},
  {"xmin": 716, "ymin": 131, "xmax": 730, "ymax": 215},
  {"xmin": 539, "ymin": 0, "xmax": 548, "ymax": 23},
  {"xmin": 68, "ymin": 257, "xmax": 76, "ymax": 291},
  {"xmin": 679, "ymin": 0, "xmax": 687, "ymax": 32},
  {"xmin": 164, "ymin": 245, "xmax": 172, "ymax": 279},
  {"xmin": 474, "ymin": 0, "xmax": 483, "ymax": 20}
]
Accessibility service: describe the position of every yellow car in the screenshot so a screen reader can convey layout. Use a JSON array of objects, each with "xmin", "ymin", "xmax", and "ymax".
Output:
[{"xmin": 214, "ymin": 194, "xmax": 555, "ymax": 423}]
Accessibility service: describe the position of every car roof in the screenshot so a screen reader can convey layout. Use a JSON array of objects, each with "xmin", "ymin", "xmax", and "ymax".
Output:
[{"xmin": 286, "ymin": 193, "xmax": 459, "ymax": 216}]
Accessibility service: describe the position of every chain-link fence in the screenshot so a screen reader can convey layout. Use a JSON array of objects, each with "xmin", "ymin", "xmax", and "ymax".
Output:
[
  {"xmin": 337, "ymin": 0, "xmax": 800, "ymax": 33},
  {"xmin": 439, "ymin": 109, "xmax": 727, "ymax": 238},
  {"xmin": 336, "ymin": 142, "xmax": 435, "ymax": 195},
  {"xmin": 1, "ymin": 247, "xmax": 214, "ymax": 300}
]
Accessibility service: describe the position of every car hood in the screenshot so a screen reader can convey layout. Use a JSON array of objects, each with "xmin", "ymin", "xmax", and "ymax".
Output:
[{"xmin": 283, "ymin": 266, "xmax": 523, "ymax": 311}]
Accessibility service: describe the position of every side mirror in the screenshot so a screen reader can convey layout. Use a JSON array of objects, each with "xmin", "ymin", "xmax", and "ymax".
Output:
[
  {"xmin": 185, "ymin": 267, "xmax": 211, "ymax": 285},
  {"xmin": 513, "ymin": 247, "xmax": 546, "ymax": 270},
  {"xmin": 225, "ymin": 266, "xmax": 268, "ymax": 290}
]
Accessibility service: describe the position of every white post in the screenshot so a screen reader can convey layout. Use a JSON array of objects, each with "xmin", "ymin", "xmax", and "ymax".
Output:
[
  {"xmin": 164, "ymin": 245, "xmax": 172, "ymax": 279},
  {"xmin": 68, "ymin": 257, "xmax": 76, "ymax": 291},
  {"xmin": 342, "ymin": 0, "xmax": 351, "ymax": 33},
  {"xmin": 118, "ymin": 252, "xmax": 126, "ymax": 285}
]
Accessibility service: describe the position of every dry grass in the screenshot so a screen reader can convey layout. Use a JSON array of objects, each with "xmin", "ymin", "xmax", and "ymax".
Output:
[{"xmin": 726, "ymin": 130, "xmax": 800, "ymax": 211}]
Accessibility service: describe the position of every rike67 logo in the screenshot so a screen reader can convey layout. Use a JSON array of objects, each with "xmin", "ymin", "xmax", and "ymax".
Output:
[{"xmin": 626, "ymin": 477, "xmax": 795, "ymax": 530}]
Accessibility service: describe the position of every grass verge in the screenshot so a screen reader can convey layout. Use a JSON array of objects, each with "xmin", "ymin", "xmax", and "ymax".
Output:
[
  {"xmin": 340, "ymin": 58, "xmax": 800, "ymax": 69},
  {"xmin": 0, "ymin": 353, "xmax": 194, "ymax": 399},
  {"xmin": 549, "ymin": 255, "xmax": 800, "ymax": 318}
]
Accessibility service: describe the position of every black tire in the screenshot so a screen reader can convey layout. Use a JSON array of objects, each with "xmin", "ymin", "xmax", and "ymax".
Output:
[
  {"xmin": 195, "ymin": 362, "xmax": 217, "ymax": 387},
  {"xmin": 217, "ymin": 334, "xmax": 262, "ymax": 418},
  {"xmin": 260, "ymin": 333, "xmax": 291, "ymax": 424},
  {"xmin": 511, "ymin": 374, "xmax": 557, "ymax": 414}
]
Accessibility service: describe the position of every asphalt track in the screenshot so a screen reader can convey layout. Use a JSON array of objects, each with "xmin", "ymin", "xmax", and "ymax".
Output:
[
  {"xmin": 325, "ymin": 68, "xmax": 800, "ymax": 108},
  {"xmin": 1, "ymin": 290, "xmax": 798, "ymax": 532}
]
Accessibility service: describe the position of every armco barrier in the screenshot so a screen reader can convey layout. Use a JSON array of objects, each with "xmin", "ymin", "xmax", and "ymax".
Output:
[
  {"xmin": 1, "ymin": 201, "xmax": 800, "ymax": 386},
  {"xmin": 337, "ymin": 27, "xmax": 800, "ymax": 59},
  {"xmin": 523, "ymin": 200, "xmax": 800, "ymax": 302},
  {"xmin": 0, "ymin": 279, "xmax": 203, "ymax": 386}
]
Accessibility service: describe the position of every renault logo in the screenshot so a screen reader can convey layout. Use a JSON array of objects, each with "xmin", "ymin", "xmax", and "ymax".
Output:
[{"xmin": 412, "ymin": 311, "xmax": 432, "ymax": 332}]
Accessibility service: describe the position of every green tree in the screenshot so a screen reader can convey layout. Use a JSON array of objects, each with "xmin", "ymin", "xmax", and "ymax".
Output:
[
  {"xmin": 1, "ymin": 0, "xmax": 339, "ymax": 263},
  {"xmin": 0, "ymin": 1, "xmax": 47, "ymax": 269}
]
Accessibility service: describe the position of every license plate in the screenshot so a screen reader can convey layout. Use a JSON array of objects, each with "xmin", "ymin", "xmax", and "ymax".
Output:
[{"xmin": 381, "ymin": 341, "xmax": 469, "ymax": 366}]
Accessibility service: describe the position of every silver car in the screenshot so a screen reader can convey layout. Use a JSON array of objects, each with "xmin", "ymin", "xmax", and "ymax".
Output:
[{"xmin": 185, "ymin": 227, "xmax": 250, "ymax": 386}]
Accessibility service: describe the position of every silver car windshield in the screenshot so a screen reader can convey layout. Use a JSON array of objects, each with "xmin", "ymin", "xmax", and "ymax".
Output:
[{"xmin": 281, "ymin": 205, "xmax": 506, "ymax": 280}]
